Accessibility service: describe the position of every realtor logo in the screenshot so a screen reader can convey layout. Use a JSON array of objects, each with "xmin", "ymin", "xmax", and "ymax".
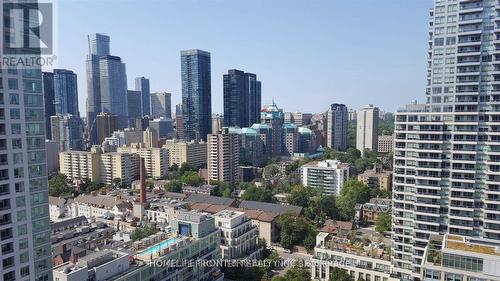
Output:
[{"xmin": 2, "ymin": 2, "xmax": 53, "ymax": 55}]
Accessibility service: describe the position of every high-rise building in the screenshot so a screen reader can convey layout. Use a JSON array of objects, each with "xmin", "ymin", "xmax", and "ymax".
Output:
[
  {"xmin": 212, "ymin": 114, "xmax": 223, "ymax": 134},
  {"xmin": 181, "ymin": 49, "xmax": 212, "ymax": 141},
  {"xmin": 207, "ymin": 128, "xmax": 239, "ymax": 185},
  {"xmin": 127, "ymin": 90, "xmax": 142, "ymax": 126},
  {"xmin": 42, "ymin": 72, "xmax": 55, "ymax": 139},
  {"xmin": 229, "ymin": 127, "xmax": 266, "ymax": 166},
  {"xmin": 356, "ymin": 104, "xmax": 379, "ymax": 153},
  {"xmin": 327, "ymin": 103, "xmax": 348, "ymax": 151},
  {"xmin": 96, "ymin": 113, "xmax": 118, "ymax": 144},
  {"xmin": 54, "ymin": 69, "xmax": 79, "ymax": 116},
  {"xmin": 392, "ymin": 2, "xmax": 500, "ymax": 280},
  {"xmin": 86, "ymin": 33, "xmax": 110, "ymax": 144},
  {"xmin": 281, "ymin": 123, "xmax": 299, "ymax": 156},
  {"xmin": 223, "ymin": 69, "xmax": 261, "ymax": 127},
  {"xmin": 150, "ymin": 92, "xmax": 172, "ymax": 119},
  {"xmin": 148, "ymin": 117, "xmax": 174, "ymax": 139},
  {"xmin": 100, "ymin": 55, "xmax": 128, "ymax": 128},
  {"xmin": 260, "ymin": 100, "xmax": 284, "ymax": 156},
  {"xmin": 50, "ymin": 114, "xmax": 85, "ymax": 151},
  {"xmin": 163, "ymin": 139, "xmax": 207, "ymax": 169},
  {"xmin": 301, "ymin": 160, "xmax": 351, "ymax": 196},
  {"xmin": 118, "ymin": 144, "xmax": 169, "ymax": 179},
  {"xmin": 135, "ymin": 77, "xmax": 151, "ymax": 116},
  {"xmin": 143, "ymin": 128, "xmax": 159, "ymax": 148},
  {"xmin": 175, "ymin": 103, "xmax": 182, "ymax": 116},
  {"xmin": 0, "ymin": 6, "xmax": 53, "ymax": 281}
]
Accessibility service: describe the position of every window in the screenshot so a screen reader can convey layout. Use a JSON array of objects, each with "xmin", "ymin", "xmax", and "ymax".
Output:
[
  {"xmin": 8, "ymin": 94, "xmax": 18, "ymax": 105},
  {"xmin": 10, "ymin": 124, "xmax": 21, "ymax": 135},
  {"xmin": 15, "ymin": 182, "xmax": 24, "ymax": 193},
  {"xmin": 9, "ymin": 109, "xmax": 20, "ymax": 119},
  {"xmin": 7, "ymin": 79, "xmax": 18, "ymax": 90},
  {"xmin": 434, "ymin": 38, "xmax": 445, "ymax": 46},
  {"xmin": 17, "ymin": 210, "xmax": 26, "ymax": 222},
  {"xmin": 16, "ymin": 196, "xmax": 26, "ymax": 207},
  {"xmin": 14, "ymin": 167, "xmax": 24, "ymax": 178},
  {"xmin": 12, "ymin": 139, "xmax": 22, "ymax": 149},
  {"xmin": 17, "ymin": 224, "xmax": 27, "ymax": 235},
  {"xmin": 13, "ymin": 153, "xmax": 23, "ymax": 164}
]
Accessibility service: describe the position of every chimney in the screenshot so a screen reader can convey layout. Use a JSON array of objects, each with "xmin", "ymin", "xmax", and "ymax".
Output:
[{"xmin": 140, "ymin": 157, "xmax": 146, "ymax": 204}]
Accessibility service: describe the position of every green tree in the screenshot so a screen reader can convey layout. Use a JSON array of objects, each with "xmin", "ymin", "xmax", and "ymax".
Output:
[
  {"xmin": 288, "ymin": 185, "xmax": 310, "ymax": 207},
  {"xmin": 241, "ymin": 185, "xmax": 274, "ymax": 202},
  {"xmin": 180, "ymin": 171, "xmax": 204, "ymax": 186},
  {"xmin": 375, "ymin": 213, "xmax": 392, "ymax": 233},
  {"xmin": 329, "ymin": 268, "xmax": 354, "ymax": 281},
  {"xmin": 263, "ymin": 164, "xmax": 279, "ymax": 179},
  {"xmin": 112, "ymin": 177, "xmax": 122, "ymax": 188},
  {"xmin": 337, "ymin": 179, "xmax": 372, "ymax": 220},
  {"xmin": 169, "ymin": 163, "xmax": 179, "ymax": 171},
  {"xmin": 165, "ymin": 180, "xmax": 183, "ymax": 193},
  {"xmin": 277, "ymin": 213, "xmax": 316, "ymax": 250},
  {"xmin": 49, "ymin": 174, "xmax": 72, "ymax": 197},
  {"xmin": 280, "ymin": 264, "xmax": 311, "ymax": 281},
  {"xmin": 179, "ymin": 163, "xmax": 194, "ymax": 176},
  {"xmin": 131, "ymin": 225, "xmax": 158, "ymax": 241}
]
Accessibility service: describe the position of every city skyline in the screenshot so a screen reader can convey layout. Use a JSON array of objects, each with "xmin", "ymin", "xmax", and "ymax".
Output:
[{"xmin": 50, "ymin": 0, "xmax": 433, "ymax": 115}]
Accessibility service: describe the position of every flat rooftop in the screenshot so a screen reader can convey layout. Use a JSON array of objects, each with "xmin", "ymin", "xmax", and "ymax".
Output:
[{"xmin": 445, "ymin": 235, "xmax": 500, "ymax": 257}]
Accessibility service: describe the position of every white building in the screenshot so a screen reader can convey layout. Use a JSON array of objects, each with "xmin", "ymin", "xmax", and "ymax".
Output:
[
  {"xmin": 52, "ymin": 250, "xmax": 130, "ymax": 281},
  {"xmin": 356, "ymin": 104, "xmax": 379, "ymax": 153},
  {"xmin": 49, "ymin": 196, "xmax": 70, "ymax": 222},
  {"xmin": 213, "ymin": 210, "xmax": 261, "ymax": 260},
  {"xmin": 311, "ymin": 232, "xmax": 398, "ymax": 281},
  {"xmin": 68, "ymin": 194, "xmax": 132, "ymax": 219},
  {"xmin": 392, "ymin": 1, "xmax": 500, "ymax": 279},
  {"xmin": 377, "ymin": 134, "xmax": 394, "ymax": 154},
  {"xmin": 421, "ymin": 234, "xmax": 500, "ymax": 281},
  {"xmin": 301, "ymin": 160, "xmax": 350, "ymax": 196}
]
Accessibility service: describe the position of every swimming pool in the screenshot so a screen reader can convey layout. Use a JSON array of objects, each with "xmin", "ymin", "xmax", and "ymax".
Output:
[{"xmin": 141, "ymin": 237, "xmax": 179, "ymax": 255}]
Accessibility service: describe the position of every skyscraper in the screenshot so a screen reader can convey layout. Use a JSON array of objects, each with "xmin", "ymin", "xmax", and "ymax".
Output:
[
  {"xmin": 86, "ymin": 33, "xmax": 110, "ymax": 144},
  {"xmin": 356, "ymin": 104, "xmax": 379, "ymax": 153},
  {"xmin": 223, "ymin": 69, "xmax": 262, "ymax": 127},
  {"xmin": 42, "ymin": 72, "xmax": 55, "ymax": 139},
  {"xmin": 50, "ymin": 114, "xmax": 85, "ymax": 151},
  {"xmin": 100, "ymin": 55, "xmax": 128, "ymax": 129},
  {"xmin": 135, "ymin": 77, "xmax": 151, "ymax": 116},
  {"xmin": 181, "ymin": 49, "xmax": 212, "ymax": 141},
  {"xmin": 392, "ymin": 1, "xmax": 500, "ymax": 280},
  {"xmin": 326, "ymin": 103, "xmax": 348, "ymax": 151},
  {"xmin": 151, "ymin": 92, "xmax": 172, "ymax": 119},
  {"xmin": 127, "ymin": 90, "xmax": 142, "ymax": 126},
  {"xmin": 53, "ymin": 69, "xmax": 79, "ymax": 116},
  {"xmin": 96, "ymin": 113, "xmax": 118, "ymax": 144},
  {"xmin": 0, "ymin": 4, "xmax": 52, "ymax": 281}
]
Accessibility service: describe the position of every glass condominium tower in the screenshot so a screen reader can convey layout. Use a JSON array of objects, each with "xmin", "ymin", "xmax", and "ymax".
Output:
[
  {"xmin": 0, "ymin": 2, "xmax": 52, "ymax": 281},
  {"xmin": 393, "ymin": 0, "xmax": 500, "ymax": 280},
  {"xmin": 181, "ymin": 49, "xmax": 212, "ymax": 141}
]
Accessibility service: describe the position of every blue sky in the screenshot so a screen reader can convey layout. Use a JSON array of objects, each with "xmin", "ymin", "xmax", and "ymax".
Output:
[{"xmin": 54, "ymin": 0, "xmax": 433, "ymax": 115}]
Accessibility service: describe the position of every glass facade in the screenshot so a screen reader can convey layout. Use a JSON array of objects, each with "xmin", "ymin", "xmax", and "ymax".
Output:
[{"xmin": 181, "ymin": 49, "xmax": 212, "ymax": 141}]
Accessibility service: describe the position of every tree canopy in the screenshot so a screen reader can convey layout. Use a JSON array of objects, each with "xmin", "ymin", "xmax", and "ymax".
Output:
[
  {"xmin": 241, "ymin": 184, "xmax": 274, "ymax": 203},
  {"xmin": 180, "ymin": 171, "xmax": 204, "ymax": 186},
  {"xmin": 48, "ymin": 174, "xmax": 72, "ymax": 197},
  {"xmin": 165, "ymin": 180, "xmax": 183, "ymax": 193},
  {"xmin": 277, "ymin": 213, "xmax": 316, "ymax": 250},
  {"xmin": 375, "ymin": 213, "xmax": 392, "ymax": 233},
  {"xmin": 336, "ymin": 179, "xmax": 372, "ymax": 220}
]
